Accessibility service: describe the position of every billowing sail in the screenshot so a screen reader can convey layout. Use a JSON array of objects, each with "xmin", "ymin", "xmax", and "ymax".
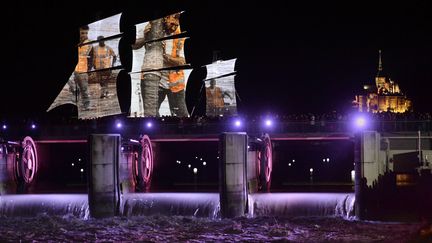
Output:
[
  {"xmin": 204, "ymin": 58, "xmax": 237, "ymax": 81},
  {"xmin": 47, "ymin": 14, "xmax": 122, "ymax": 119},
  {"xmin": 204, "ymin": 59, "xmax": 238, "ymax": 117},
  {"xmin": 129, "ymin": 12, "xmax": 191, "ymax": 117}
]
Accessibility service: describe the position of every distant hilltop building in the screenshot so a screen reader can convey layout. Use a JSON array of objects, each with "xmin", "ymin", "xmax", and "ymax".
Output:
[{"xmin": 353, "ymin": 50, "xmax": 413, "ymax": 113}]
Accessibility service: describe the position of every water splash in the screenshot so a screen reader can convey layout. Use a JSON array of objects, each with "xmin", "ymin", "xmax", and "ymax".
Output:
[
  {"xmin": 0, "ymin": 194, "xmax": 89, "ymax": 219},
  {"xmin": 120, "ymin": 193, "xmax": 220, "ymax": 219},
  {"xmin": 248, "ymin": 193, "xmax": 355, "ymax": 219}
]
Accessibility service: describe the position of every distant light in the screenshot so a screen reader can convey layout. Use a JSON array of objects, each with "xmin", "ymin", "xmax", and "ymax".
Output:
[
  {"xmin": 121, "ymin": 147, "xmax": 124, "ymax": 151},
  {"xmin": 31, "ymin": 124, "xmax": 36, "ymax": 129},
  {"xmin": 292, "ymin": 159, "xmax": 295, "ymax": 162},
  {"xmin": 351, "ymin": 170, "xmax": 355, "ymax": 182},
  {"xmin": 234, "ymin": 120, "xmax": 241, "ymax": 127},
  {"xmin": 71, "ymin": 163, "xmax": 75, "ymax": 167},
  {"xmin": 322, "ymin": 158, "xmax": 326, "ymax": 162},
  {"xmin": 265, "ymin": 119, "xmax": 273, "ymax": 127},
  {"xmin": 203, "ymin": 162, "xmax": 206, "ymax": 166},
  {"xmin": 193, "ymin": 168, "xmax": 198, "ymax": 174},
  {"xmin": 217, "ymin": 156, "xmax": 219, "ymax": 159},
  {"xmin": 80, "ymin": 168, "xmax": 84, "ymax": 173},
  {"xmin": 195, "ymin": 156, "xmax": 198, "ymax": 159},
  {"xmin": 188, "ymin": 164, "xmax": 191, "ymax": 168},
  {"xmin": 200, "ymin": 158, "xmax": 203, "ymax": 161},
  {"xmin": 288, "ymin": 163, "xmax": 292, "ymax": 166},
  {"xmin": 2, "ymin": 125, "xmax": 6, "ymax": 130},
  {"xmin": 326, "ymin": 158, "xmax": 330, "ymax": 162},
  {"xmin": 309, "ymin": 168, "xmax": 314, "ymax": 173},
  {"xmin": 78, "ymin": 158, "xmax": 82, "ymax": 162},
  {"xmin": 146, "ymin": 122, "xmax": 152, "ymax": 128},
  {"xmin": 116, "ymin": 122, "xmax": 122, "ymax": 129},
  {"xmin": 354, "ymin": 116, "xmax": 366, "ymax": 128},
  {"xmin": 247, "ymin": 145, "xmax": 250, "ymax": 149}
]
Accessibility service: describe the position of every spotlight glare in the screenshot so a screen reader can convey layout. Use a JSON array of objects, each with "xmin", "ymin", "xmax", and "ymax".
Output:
[
  {"xmin": 146, "ymin": 122, "xmax": 152, "ymax": 128},
  {"xmin": 31, "ymin": 124, "xmax": 36, "ymax": 129},
  {"xmin": 193, "ymin": 168, "xmax": 198, "ymax": 174},
  {"xmin": 234, "ymin": 120, "xmax": 241, "ymax": 127},
  {"xmin": 116, "ymin": 122, "xmax": 122, "ymax": 129},
  {"xmin": 355, "ymin": 116, "xmax": 366, "ymax": 128},
  {"xmin": 2, "ymin": 125, "xmax": 6, "ymax": 130},
  {"xmin": 265, "ymin": 119, "xmax": 272, "ymax": 127}
]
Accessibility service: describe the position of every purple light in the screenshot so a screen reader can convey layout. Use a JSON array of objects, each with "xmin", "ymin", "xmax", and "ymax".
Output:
[
  {"xmin": 2, "ymin": 125, "xmax": 6, "ymax": 130},
  {"xmin": 31, "ymin": 124, "xmax": 36, "ymax": 129},
  {"xmin": 265, "ymin": 119, "xmax": 273, "ymax": 127},
  {"xmin": 116, "ymin": 122, "xmax": 122, "ymax": 129},
  {"xmin": 234, "ymin": 120, "xmax": 241, "ymax": 127},
  {"xmin": 146, "ymin": 122, "xmax": 153, "ymax": 128},
  {"xmin": 355, "ymin": 117, "xmax": 366, "ymax": 128}
]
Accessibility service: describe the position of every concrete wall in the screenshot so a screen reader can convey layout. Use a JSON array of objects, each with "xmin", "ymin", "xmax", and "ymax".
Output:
[
  {"xmin": 219, "ymin": 132, "xmax": 247, "ymax": 218},
  {"xmin": 361, "ymin": 131, "xmax": 380, "ymax": 186},
  {"xmin": 88, "ymin": 134, "xmax": 121, "ymax": 218}
]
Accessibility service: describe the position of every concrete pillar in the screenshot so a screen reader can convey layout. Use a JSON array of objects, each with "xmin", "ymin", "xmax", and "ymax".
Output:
[
  {"xmin": 88, "ymin": 134, "xmax": 121, "ymax": 218},
  {"xmin": 354, "ymin": 133, "xmax": 365, "ymax": 219},
  {"xmin": 219, "ymin": 132, "xmax": 248, "ymax": 218},
  {"xmin": 247, "ymin": 151, "xmax": 258, "ymax": 194},
  {"xmin": 0, "ymin": 144, "xmax": 13, "ymax": 194},
  {"xmin": 361, "ymin": 131, "xmax": 380, "ymax": 186}
]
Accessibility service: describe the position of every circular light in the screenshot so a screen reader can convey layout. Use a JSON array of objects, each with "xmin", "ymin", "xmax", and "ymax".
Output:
[
  {"xmin": 235, "ymin": 120, "xmax": 241, "ymax": 127},
  {"xmin": 2, "ymin": 125, "xmax": 6, "ymax": 130},
  {"xmin": 203, "ymin": 162, "xmax": 206, "ymax": 166},
  {"xmin": 116, "ymin": 122, "xmax": 122, "ymax": 128},
  {"xmin": 355, "ymin": 117, "xmax": 366, "ymax": 128},
  {"xmin": 80, "ymin": 168, "xmax": 84, "ymax": 173},
  {"xmin": 193, "ymin": 168, "xmax": 198, "ymax": 174},
  {"xmin": 265, "ymin": 119, "xmax": 272, "ymax": 127},
  {"xmin": 31, "ymin": 124, "xmax": 36, "ymax": 129},
  {"xmin": 146, "ymin": 122, "xmax": 152, "ymax": 128}
]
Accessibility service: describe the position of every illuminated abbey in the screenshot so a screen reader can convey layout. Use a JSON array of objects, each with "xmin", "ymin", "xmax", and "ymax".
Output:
[{"xmin": 354, "ymin": 50, "xmax": 412, "ymax": 113}]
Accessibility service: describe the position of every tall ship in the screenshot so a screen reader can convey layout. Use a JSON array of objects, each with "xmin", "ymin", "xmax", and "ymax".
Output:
[{"xmin": 47, "ymin": 12, "xmax": 238, "ymax": 120}]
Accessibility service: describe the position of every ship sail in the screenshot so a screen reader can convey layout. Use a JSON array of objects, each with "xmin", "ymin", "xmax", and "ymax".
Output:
[
  {"xmin": 129, "ymin": 12, "xmax": 192, "ymax": 117},
  {"xmin": 47, "ymin": 13, "xmax": 123, "ymax": 119},
  {"xmin": 47, "ymin": 11, "xmax": 239, "ymax": 119},
  {"xmin": 204, "ymin": 59, "xmax": 237, "ymax": 117}
]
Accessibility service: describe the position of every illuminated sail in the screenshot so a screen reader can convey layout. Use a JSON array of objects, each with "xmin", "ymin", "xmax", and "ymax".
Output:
[
  {"xmin": 47, "ymin": 14, "xmax": 123, "ymax": 119},
  {"xmin": 129, "ymin": 12, "xmax": 191, "ymax": 117},
  {"xmin": 204, "ymin": 59, "xmax": 238, "ymax": 117}
]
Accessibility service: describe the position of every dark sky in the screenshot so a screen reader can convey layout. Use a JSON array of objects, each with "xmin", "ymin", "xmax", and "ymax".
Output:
[{"xmin": 3, "ymin": 0, "xmax": 431, "ymax": 118}]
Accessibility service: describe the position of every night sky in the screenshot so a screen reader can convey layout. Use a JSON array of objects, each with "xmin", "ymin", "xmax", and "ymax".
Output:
[{"xmin": 3, "ymin": 0, "xmax": 431, "ymax": 118}]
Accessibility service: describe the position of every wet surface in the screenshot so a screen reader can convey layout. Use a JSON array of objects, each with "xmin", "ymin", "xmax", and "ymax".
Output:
[{"xmin": 0, "ymin": 215, "xmax": 422, "ymax": 242}]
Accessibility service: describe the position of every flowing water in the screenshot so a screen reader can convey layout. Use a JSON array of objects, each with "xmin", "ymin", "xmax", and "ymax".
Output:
[
  {"xmin": 248, "ymin": 193, "xmax": 355, "ymax": 219},
  {"xmin": 120, "ymin": 192, "xmax": 220, "ymax": 218},
  {"xmin": 0, "ymin": 194, "xmax": 89, "ymax": 219}
]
